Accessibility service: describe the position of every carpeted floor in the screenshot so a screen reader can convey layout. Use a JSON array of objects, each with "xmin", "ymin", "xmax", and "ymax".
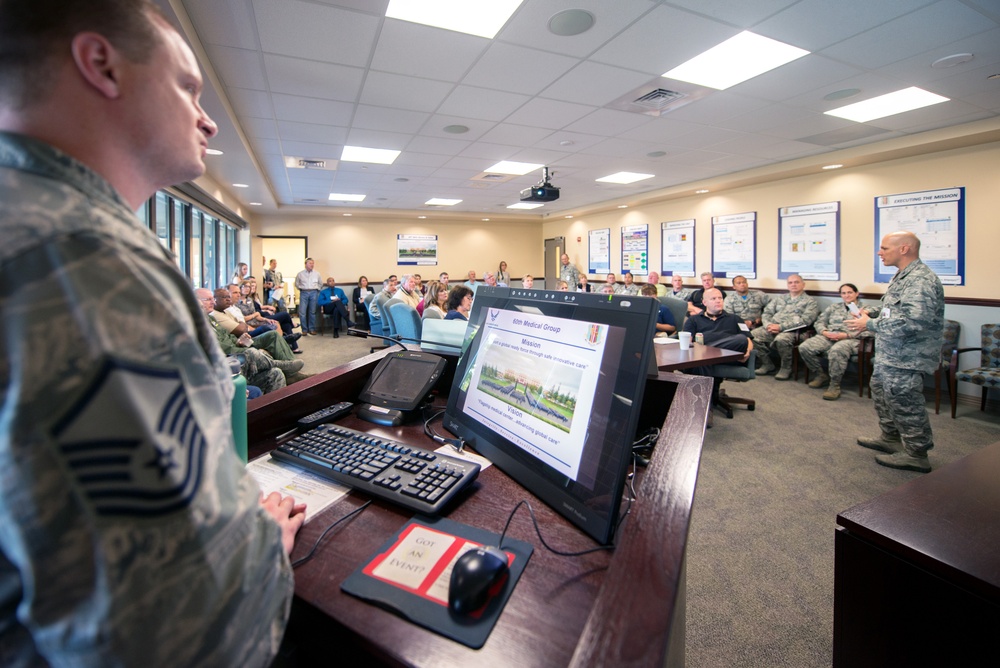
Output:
[
  {"xmin": 685, "ymin": 370, "xmax": 1000, "ymax": 667},
  {"xmin": 272, "ymin": 330, "xmax": 1000, "ymax": 665}
]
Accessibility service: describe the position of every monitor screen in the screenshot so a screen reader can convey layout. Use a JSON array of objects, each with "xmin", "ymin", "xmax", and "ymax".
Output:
[
  {"xmin": 443, "ymin": 287, "xmax": 659, "ymax": 545},
  {"xmin": 359, "ymin": 350, "xmax": 447, "ymax": 411}
]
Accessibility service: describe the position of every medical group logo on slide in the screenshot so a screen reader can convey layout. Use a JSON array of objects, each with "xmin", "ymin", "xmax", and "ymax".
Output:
[
  {"xmin": 51, "ymin": 358, "xmax": 208, "ymax": 517},
  {"xmin": 586, "ymin": 324, "xmax": 602, "ymax": 346}
]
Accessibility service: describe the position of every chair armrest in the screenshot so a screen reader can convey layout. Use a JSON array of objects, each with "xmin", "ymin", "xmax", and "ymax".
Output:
[{"xmin": 948, "ymin": 346, "xmax": 983, "ymax": 375}]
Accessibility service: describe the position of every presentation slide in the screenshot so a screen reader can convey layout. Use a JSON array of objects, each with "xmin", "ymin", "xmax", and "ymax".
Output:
[{"xmin": 458, "ymin": 309, "xmax": 610, "ymax": 481}]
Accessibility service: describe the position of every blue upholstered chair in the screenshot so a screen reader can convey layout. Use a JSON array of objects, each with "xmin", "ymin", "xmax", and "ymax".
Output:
[
  {"xmin": 387, "ymin": 302, "xmax": 422, "ymax": 345},
  {"xmin": 934, "ymin": 319, "xmax": 962, "ymax": 414},
  {"xmin": 948, "ymin": 323, "xmax": 1000, "ymax": 418},
  {"xmin": 364, "ymin": 292, "xmax": 389, "ymax": 353},
  {"xmin": 705, "ymin": 350, "xmax": 756, "ymax": 419}
]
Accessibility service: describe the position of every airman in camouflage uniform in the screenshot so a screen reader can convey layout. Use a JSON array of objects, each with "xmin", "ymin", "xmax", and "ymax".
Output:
[
  {"xmin": 848, "ymin": 232, "xmax": 944, "ymax": 472},
  {"xmin": 560, "ymin": 253, "xmax": 581, "ymax": 288},
  {"xmin": 0, "ymin": 4, "xmax": 303, "ymax": 664},
  {"xmin": 724, "ymin": 275, "xmax": 769, "ymax": 328},
  {"xmin": 798, "ymin": 283, "xmax": 870, "ymax": 400},
  {"xmin": 751, "ymin": 274, "xmax": 819, "ymax": 380}
]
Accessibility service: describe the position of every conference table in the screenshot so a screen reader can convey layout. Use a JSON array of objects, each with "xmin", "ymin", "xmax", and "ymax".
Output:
[
  {"xmin": 248, "ymin": 346, "xmax": 713, "ymax": 667},
  {"xmin": 654, "ymin": 339, "xmax": 745, "ymax": 371}
]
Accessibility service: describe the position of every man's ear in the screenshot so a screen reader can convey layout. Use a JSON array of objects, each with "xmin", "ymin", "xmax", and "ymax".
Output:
[{"xmin": 70, "ymin": 32, "xmax": 124, "ymax": 99}]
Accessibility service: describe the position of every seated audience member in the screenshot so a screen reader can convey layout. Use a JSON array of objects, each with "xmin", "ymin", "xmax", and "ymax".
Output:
[
  {"xmin": 395, "ymin": 274, "xmax": 422, "ymax": 309},
  {"xmin": 318, "ymin": 277, "xmax": 354, "ymax": 338},
  {"xmin": 724, "ymin": 275, "xmax": 769, "ymax": 329},
  {"xmin": 445, "ymin": 285, "xmax": 474, "ymax": 320},
  {"xmin": 439, "ymin": 272, "xmax": 450, "ymax": 287},
  {"xmin": 599, "ymin": 284, "xmax": 616, "ymax": 295},
  {"xmin": 687, "ymin": 272, "xmax": 726, "ymax": 315},
  {"xmin": 605, "ymin": 273, "xmax": 619, "ymax": 293},
  {"xmin": 211, "ymin": 289, "xmax": 298, "ymax": 361},
  {"xmin": 422, "ymin": 281, "xmax": 448, "ymax": 319},
  {"xmin": 641, "ymin": 284, "xmax": 676, "ymax": 334},
  {"xmin": 464, "ymin": 270, "xmax": 478, "ymax": 287},
  {"xmin": 681, "ymin": 288, "xmax": 754, "ymax": 401},
  {"xmin": 577, "ymin": 274, "xmax": 591, "ymax": 292},
  {"xmin": 556, "ymin": 280, "xmax": 569, "ymax": 291},
  {"xmin": 195, "ymin": 289, "xmax": 300, "ymax": 390},
  {"xmin": 521, "ymin": 274, "xmax": 534, "ymax": 289},
  {"xmin": 619, "ymin": 272, "xmax": 640, "ymax": 296},
  {"xmin": 647, "ymin": 271, "xmax": 667, "ymax": 297},
  {"xmin": 231, "ymin": 283, "xmax": 301, "ymax": 352},
  {"xmin": 246, "ymin": 278, "xmax": 296, "ymax": 336},
  {"xmin": 231, "ymin": 262, "xmax": 249, "ymax": 285},
  {"xmin": 228, "ymin": 283, "xmax": 273, "ymax": 338},
  {"xmin": 353, "ymin": 276, "xmax": 371, "ymax": 329},
  {"xmin": 497, "ymin": 261, "xmax": 510, "ymax": 286},
  {"xmin": 670, "ymin": 274, "xmax": 692, "ymax": 300},
  {"xmin": 751, "ymin": 274, "xmax": 819, "ymax": 379},
  {"xmin": 798, "ymin": 283, "xmax": 869, "ymax": 400},
  {"xmin": 413, "ymin": 273, "xmax": 425, "ymax": 296},
  {"xmin": 483, "ymin": 271, "xmax": 499, "ymax": 288},
  {"xmin": 368, "ymin": 276, "xmax": 398, "ymax": 319}
]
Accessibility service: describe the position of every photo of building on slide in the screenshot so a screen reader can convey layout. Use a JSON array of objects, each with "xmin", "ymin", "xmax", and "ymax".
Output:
[{"xmin": 476, "ymin": 345, "xmax": 584, "ymax": 434}]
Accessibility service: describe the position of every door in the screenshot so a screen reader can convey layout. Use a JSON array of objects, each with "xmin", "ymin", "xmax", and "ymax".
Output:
[{"xmin": 543, "ymin": 236, "xmax": 565, "ymax": 290}]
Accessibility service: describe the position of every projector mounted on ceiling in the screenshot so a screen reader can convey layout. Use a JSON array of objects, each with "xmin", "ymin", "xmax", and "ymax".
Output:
[{"xmin": 520, "ymin": 166, "xmax": 560, "ymax": 203}]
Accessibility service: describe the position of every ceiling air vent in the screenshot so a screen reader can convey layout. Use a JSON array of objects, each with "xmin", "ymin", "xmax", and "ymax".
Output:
[
  {"xmin": 607, "ymin": 80, "xmax": 713, "ymax": 117},
  {"xmin": 633, "ymin": 88, "xmax": 686, "ymax": 110}
]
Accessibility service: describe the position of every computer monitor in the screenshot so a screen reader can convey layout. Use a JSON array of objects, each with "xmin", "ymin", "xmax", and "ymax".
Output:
[{"xmin": 443, "ymin": 287, "xmax": 659, "ymax": 545}]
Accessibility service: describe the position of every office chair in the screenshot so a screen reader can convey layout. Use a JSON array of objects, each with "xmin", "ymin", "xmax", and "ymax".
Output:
[
  {"xmin": 387, "ymin": 302, "xmax": 422, "ymax": 345},
  {"xmin": 705, "ymin": 350, "xmax": 756, "ymax": 419},
  {"xmin": 364, "ymin": 292, "xmax": 388, "ymax": 353},
  {"xmin": 657, "ymin": 295, "xmax": 688, "ymax": 335},
  {"xmin": 934, "ymin": 319, "xmax": 961, "ymax": 414},
  {"xmin": 948, "ymin": 323, "xmax": 1000, "ymax": 418}
]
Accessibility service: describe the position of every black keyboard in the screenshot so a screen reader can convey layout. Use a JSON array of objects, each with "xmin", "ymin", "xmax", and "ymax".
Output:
[{"xmin": 271, "ymin": 423, "xmax": 481, "ymax": 515}]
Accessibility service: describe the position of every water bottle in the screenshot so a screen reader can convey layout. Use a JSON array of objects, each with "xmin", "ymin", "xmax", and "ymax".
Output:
[
  {"xmin": 695, "ymin": 333, "xmax": 705, "ymax": 345},
  {"xmin": 229, "ymin": 357, "xmax": 248, "ymax": 463}
]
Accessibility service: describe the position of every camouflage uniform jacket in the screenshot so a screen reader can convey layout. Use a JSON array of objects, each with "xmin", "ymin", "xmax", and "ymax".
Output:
[
  {"xmin": 762, "ymin": 292, "xmax": 820, "ymax": 330},
  {"xmin": 724, "ymin": 290, "xmax": 770, "ymax": 325},
  {"xmin": 560, "ymin": 262, "xmax": 581, "ymax": 287},
  {"xmin": 815, "ymin": 300, "xmax": 868, "ymax": 338},
  {"xmin": 867, "ymin": 259, "xmax": 944, "ymax": 373},
  {"xmin": 0, "ymin": 132, "xmax": 292, "ymax": 667}
]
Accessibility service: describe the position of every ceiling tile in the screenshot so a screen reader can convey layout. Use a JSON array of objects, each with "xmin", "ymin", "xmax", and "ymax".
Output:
[
  {"xmin": 253, "ymin": 0, "xmax": 379, "ymax": 66},
  {"xmin": 463, "ymin": 43, "xmax": 578, "ymax": 95}
]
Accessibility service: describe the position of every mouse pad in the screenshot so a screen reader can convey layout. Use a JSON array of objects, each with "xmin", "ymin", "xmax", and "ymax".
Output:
[{"xmin": 340, "ymin": 516, "xmax": 533, "ymax": 649}]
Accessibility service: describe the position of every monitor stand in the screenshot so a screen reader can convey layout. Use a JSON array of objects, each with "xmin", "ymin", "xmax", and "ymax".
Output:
[{"xmin": 357, "ymin": 403, "xmax": 407, "ymax": 426}]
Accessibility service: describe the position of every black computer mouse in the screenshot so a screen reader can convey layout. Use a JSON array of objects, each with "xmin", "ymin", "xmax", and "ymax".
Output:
[{"xmin": 448, "ymin": 545, "xmax": 509, "ymax": 615}]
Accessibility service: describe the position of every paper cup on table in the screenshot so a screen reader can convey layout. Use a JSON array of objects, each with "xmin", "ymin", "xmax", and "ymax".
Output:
[{"xmin": 678, "ymin": 332, "xmax": 692, "ymax": 350}]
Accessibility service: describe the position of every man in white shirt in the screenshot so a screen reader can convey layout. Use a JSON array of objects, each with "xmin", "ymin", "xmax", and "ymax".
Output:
[{"xmin": 295, "ymin": 257, "xmax": 323, "ymax": 335}]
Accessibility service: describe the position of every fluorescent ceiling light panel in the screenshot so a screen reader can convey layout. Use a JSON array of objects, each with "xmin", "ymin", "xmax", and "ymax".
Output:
[
  {"xmin": 485, "ymin": 160, "xmax": 544, "ymax": 175},
  {"xmin": 507, "ymin": 202, "xmax": 543, "ymax": 210},
  {"xmin": 425, "ymin": 198, "xmax": 462, "ymax": 206},
  {"xmin": 824, "ymin": 87, "xmax": 949, "ymax": 123},
  {"xmin": 328, "ymin": 193, "xmax": 366, "ymax": 202},
  {"xmin": 663, "ymin": 31, "xmax": 809, "ymax": 90},
  {"xmin": 341, "ymin": 146, "xmax": 401, "ymax": 164},
  {"xmin": 386, "ymin": 0, "xmax": 524, "ymax": 39},
  {"xmin": 596, "ymin": 172, "xmax": 655, "ymax": 184}
]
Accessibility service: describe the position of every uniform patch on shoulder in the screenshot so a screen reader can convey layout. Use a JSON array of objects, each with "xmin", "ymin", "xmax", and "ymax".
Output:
[{"xmin": 51, "ymin": 358, "xmax": 208, "ymax": 517}]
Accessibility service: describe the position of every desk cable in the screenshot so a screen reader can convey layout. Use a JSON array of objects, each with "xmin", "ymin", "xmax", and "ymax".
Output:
[
  {"xmin": 291, "ymin": 500, "xmax": 372, "ymax": 569},
  {"xmin": 422, "ymin": 408, "xmax": 466, "ymax": 453}
]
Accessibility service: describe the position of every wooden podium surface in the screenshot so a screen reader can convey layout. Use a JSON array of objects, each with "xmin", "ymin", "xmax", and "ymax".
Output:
[
  {"xmin": 834, "ymin": 441, "xmax": 1000, "ymax": 667},
  {"xmin": 249, "ymin": 348, "xmax": 712, "ymax": 667}
]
